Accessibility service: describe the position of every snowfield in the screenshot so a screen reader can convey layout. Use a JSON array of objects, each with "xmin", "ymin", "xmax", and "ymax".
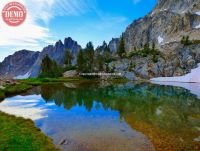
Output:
[
  {"xmin": 196, "ymin": 11, "xmax": 200, "ymax": 16},
  {"xmin": 151, "ymin": 64, "xmax": 200, "ymax": 98},
  {"xmin": 195, "ymin": 24, "xmax": 200, "ymax": 29},
  {"xmin": 151, "ymin": 63, "xmax": 200, "ymax": 83},
  {"xmin": 14, "ymin": 72, "xmax": 30, "ymax": 79}
]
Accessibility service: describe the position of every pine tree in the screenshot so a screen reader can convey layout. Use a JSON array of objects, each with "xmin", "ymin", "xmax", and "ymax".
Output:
[
  {"xmin": 143, "ymin": 43, "xmax": 150, "ymax": 54},
  {"xmin": 64, "ymin": 49, "xmax": 73, "ymax": 66},
  {"xmin": 152, "ymin": 42, "xmax": 156, "ymax": 52},
  {"xmin": 185, "ymin": 35, "xmax": 190, "ymax": 45},
  {"xmin": 40, "ymin": 55, "xmax": 52, "ymax": 74},
  {"xmin": 77, "ymin": 49, "xmax": 84, "ymax": 72},
  {"xmin": 117, "ymin": 36, "xmax": 126, "ymax": 58},
  {"xmin": 103, "ymin": 41, "xmax": 111, "ymax": 63},
  {"xmin": 97, "ymin": 54, "xmax": 104, "ymax": 71},
  {"xmin": 39, "ymin": 55, "xmax": 63, "ymax": 78},
  {"xmin": 85, "ymin": 42, "xmax": 94, "ymax": 72},
  {"xmin": 181, "ymin": 36, "xmax": 185, "ymax": 44}
]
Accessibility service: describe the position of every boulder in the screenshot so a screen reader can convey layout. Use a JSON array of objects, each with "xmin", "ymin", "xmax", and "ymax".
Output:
[{"xmin": 63, "ymin": 70, "xmax": 78, "ymax": 78}]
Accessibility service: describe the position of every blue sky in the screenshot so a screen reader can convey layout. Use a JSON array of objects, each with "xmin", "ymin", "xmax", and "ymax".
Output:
[{"xmin": 0, "ymin": 0, "xmax": 157, "ymax": 61}]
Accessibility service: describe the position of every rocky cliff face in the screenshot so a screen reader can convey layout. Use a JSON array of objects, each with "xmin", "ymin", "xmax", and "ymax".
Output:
[
  {"xmin": 0, "ymin": 37, "xmax": 81, "ymax": 78},
  {"xmin": 109, "ymin": 43, "xmax": 200, "ymax": 80},
  {"xmin": 107, "ymin": 0, "xmax": 200, "ymax": 80},
  {"xmin": 29, "ymin": 37, "xmax": 81, "ymax": 77},
  {"xmin": 0, "ymin": 50, "xmax": 39, "ymax": 78},
  {"xmin": 108, "ymin": 38, "xmax": 119, "ymax": 54},
  {"xmin": 124, "ymin": 0, "xmax": 200, "ymax": 51}
]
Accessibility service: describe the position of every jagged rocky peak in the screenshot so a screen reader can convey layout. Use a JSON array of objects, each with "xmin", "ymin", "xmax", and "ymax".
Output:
[
  {"xmin": 124, "ymin": 0, "xmax": 200, "ymax": 52},
  {"xmin": 64, "ymin": 37, "xmax": 79, "ymax": 48},
  {"xmin": 0, "ymin": 50, "xmax": 39, "ymax": 78},
  {"xmin": 55, "ymin": 40, "xmax": 64, "ymax": 48},
  {"xmin": 108, "ymin": 38, "xmax": 119, "ymax": 54},
  {"xmin": 29, "ymin": 37, "xmax": 81, "ymax": 78},
  {"xmin": 64, "ymin": 37, "xmax": 81, "ymax": 57},
  {"xmin": 95, "ymin": 39, "xmax": 119, "ymax": 55}
]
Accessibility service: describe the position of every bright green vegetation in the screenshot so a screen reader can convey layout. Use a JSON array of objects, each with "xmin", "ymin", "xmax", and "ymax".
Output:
[
  {"xmin": 0, "ymin": 111, "xmax": 58, "ymax": 151},
  {"xmin": 20, "ymin": 77, "xmax": 84, "ymax": 86},
  {"xmin": 0, "ymin": 84, "xmax": 32, "ymax": 101},
  {"xmin": 128, "ymin": 42, "xmax": 163, "ymax": 63},
  {"xmin": 4, "ymin": 84, "xmax": 32, "ymax": 96}
]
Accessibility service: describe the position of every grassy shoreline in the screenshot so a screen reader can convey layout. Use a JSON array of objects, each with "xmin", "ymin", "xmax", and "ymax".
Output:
[
  {"xmin": 0, "ymin": 78, "xmax": 65, "ymax": 150},
  {"xmin": 0, "ymin": 77, "xmax": 83, "ymax": 151},
  {"xmin": 0, "ymin": 111, "xmax": 59, "ymax": 151}
]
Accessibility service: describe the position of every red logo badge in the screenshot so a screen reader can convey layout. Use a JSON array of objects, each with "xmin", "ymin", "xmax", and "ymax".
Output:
[{"xmin": 2, "ymin": 1, "xmax": 26, "ymax": 26}]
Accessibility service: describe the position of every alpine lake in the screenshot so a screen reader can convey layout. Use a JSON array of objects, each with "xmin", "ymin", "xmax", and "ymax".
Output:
[{"xmin": 0, "ymin": 80, "xmax": 200, "ymax": 151}]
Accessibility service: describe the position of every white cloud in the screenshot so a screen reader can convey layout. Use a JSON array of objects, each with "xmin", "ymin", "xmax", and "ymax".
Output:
[{"xmin": 0, "ymin": 0, "xmax": 95, "ymax": 55}]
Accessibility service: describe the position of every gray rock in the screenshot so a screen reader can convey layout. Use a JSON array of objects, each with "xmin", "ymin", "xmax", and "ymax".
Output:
[
  {"xmin": 0, "ymin": 50, "xmax": 39, "ymax": 78},
  {"xmin": 123, "ymin": 0, "xmax": 200, "ymax": 52},
  {"xmin": 108, "ymin": 38, "xmax": 119, "ymax": 54},
  {"xmin": 63, "ymin": 70, "xmax": 78, "ymax": 78},
  {"xmin": 29, "ymin": 37, "xmax": 81, "ymax": 77},
  {"xmin": 123, "ymin": 72, "xmax": 137, "ymax": 81}
]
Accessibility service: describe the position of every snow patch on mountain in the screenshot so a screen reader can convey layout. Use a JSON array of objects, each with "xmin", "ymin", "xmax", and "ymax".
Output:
[
  {"xmin": 195, "ymin": 11, "xmax": 200, "ymax": 16},
  {"xmin": 151, "ymin": 63, "xmax": 200, "ymax": 83},
  {"xmin": 195, "ymin": 24, "xmax": 200, "ymax": 29},
  {"xmin": 14, "ymin": 72, "xmax": 30, "ymax": 79},
  {"xmin": 158, "ymin": 36, "xmax": 164, "ymax": 44}
]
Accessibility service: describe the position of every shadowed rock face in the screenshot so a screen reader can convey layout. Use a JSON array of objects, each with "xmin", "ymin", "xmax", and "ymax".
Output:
[
  {"xmin": 108, "ymin": 38, "xmax": 119, "ymax": 54},
  {"xmin": 0, "ymin": 37, "xmax": 81, "ymax": 78},
  {"xmin": 29, "ymin": 37, "xmax": 81, "ymax": 77},
  {"xmin": 124, "ymin": 0, "xmax": 200, "ymax": 51},
  {"xmin": 0, "ymin": 50, "xmax": 39, "ymax": 78}
]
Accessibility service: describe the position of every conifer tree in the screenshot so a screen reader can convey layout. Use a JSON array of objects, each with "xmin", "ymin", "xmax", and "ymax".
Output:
[
  {"xmin": 117, "ymin": 36, "xmax": 126, "ymax": 58},
  {"xmin": 77, "ymin": 49, "xmax": 84, "ymax": 72},
  {"xmin": 64, "ymin": 49, "xmax": 73, "ymax": 66},
  {"xmin": 103, "ymin": 41, "xmax": 111, "ymax": 63},
  {"xmin": 85, "ymin": 42, "xmax": 94, "ymax": 72},
  {"xmin": 39, "ymin": 55, "xmax": 62, "ymax": 78}
]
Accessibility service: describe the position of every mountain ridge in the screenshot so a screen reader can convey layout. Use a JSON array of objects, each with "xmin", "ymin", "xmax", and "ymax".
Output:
[{"xmin": 0, "ymin": 0, "xmax": 200, "ymax": 79}]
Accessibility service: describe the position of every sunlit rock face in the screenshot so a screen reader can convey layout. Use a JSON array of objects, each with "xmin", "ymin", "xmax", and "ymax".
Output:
[{"xmin": 123, "ymin": 0, "xmax": 200, "ymax": 51}]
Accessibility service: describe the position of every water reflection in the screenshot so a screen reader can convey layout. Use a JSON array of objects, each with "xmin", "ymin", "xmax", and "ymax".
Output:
[{"xmin": 0, "ymin": 82, "xmax": 200, "ymax": 151}]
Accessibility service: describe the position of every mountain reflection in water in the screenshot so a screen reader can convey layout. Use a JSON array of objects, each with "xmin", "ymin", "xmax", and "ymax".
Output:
[{"xmin": 0, "ymin": 82, "xmax": 200, "ymax": 151}]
